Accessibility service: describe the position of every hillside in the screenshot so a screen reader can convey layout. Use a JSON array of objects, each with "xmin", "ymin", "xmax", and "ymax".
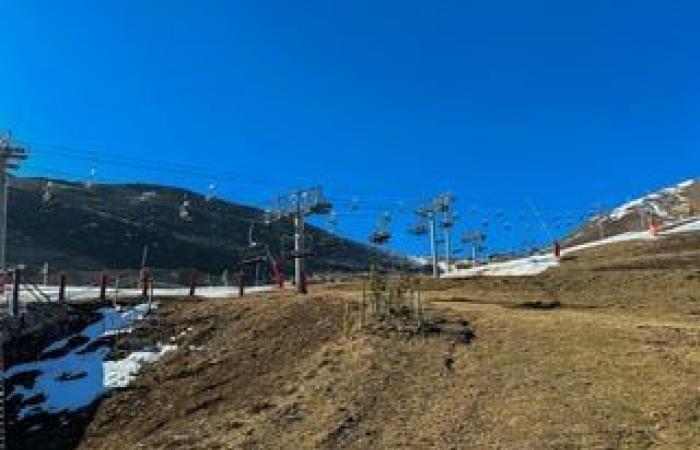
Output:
[
  {"xmin": 563, "ymin": 178, "xmax": 700, "ymax": 247},
  {"xmin": 67, "ymin": 231, "xmax": 700, "ymax": 450},
  {"xmin": 6, "ymin": 177, "xmax": 391, "ymax": 281}
]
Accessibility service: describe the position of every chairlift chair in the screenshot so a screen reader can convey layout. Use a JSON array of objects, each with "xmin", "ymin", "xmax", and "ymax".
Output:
[
  {"xmin": 408, "ymin": 221, "xmax": 428, "ymax": 235},
  {"xmin": 369, "ymin": 230, "xmax": 391, "ymax": 246},
  {"xmin": 178, "ymin": 196, "xmax": 192, "ymax": 221}
]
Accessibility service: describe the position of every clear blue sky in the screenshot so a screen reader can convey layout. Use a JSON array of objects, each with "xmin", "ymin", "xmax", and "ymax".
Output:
[{"xmin": 1, "ymin": 0, "xmax": 698, "ymax": 256}]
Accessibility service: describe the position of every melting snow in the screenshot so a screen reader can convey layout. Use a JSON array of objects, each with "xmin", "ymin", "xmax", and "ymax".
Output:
[
  {"xmin": 104, "ymin": 345, "xmax": 177, "ymax": 388},
  {"xmin": 446, "ymin": 231, "xmax": 656, "ymax": 279},
  {"xmin": 4, "ymin": 302, "xmax": 175, "ymax": 419}
]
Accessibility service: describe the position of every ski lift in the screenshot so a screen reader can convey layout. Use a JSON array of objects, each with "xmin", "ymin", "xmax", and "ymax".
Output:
[
  {"xmin": 178, "ymin": 195, "xmax": 192, "ymax": 221},
  {"xmin": 369, "ymin": 212, "xmax": 392, "ymax": 245},
  {"xmin": 263, "ymin": 209, "xmax": 273, "ymax": 225},
  {"xmin": 349, "ymin": 197, "xmax": 360, "ymax": 212},
  {"xmin": 205, "ymin": 182, "xmax": 216, "ymax": 202},
  {"xmin": 85, "ymin": 166, "xmax": 97, "ymax": 190},
  {"xmin": 309, "ymin": 187, "xmax": 333, "ymax": 215},
  {"xmin": 42, "ymin": 181, "xmax": 54, "ymax": 205},
  {"xmin": 434, "ymin": 193, "xmax": 454, "ymax": 213},
  {"xmin": 443, "ymin": 211, "xmax": 459, "ymax": 229},
  {"xmin": 408, "ymin": 219, "xmax": 428, "ymax": 235}
]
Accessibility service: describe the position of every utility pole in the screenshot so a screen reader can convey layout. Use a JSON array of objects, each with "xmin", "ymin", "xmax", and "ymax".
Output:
[
  {"xmin": 0, "ymin": 135, "xmax": 27, "ymax": 316},
  {"xmin": 271, "ymin": 186, "xmax": 331, "ymax": 295}
]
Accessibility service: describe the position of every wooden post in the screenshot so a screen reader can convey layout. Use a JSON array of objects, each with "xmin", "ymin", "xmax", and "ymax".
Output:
[
  {"xmin": 140, "ymin": 269, "xmax": 149, "ymax": 298},
  {"xmin": 58, "ymin": 273, "xmax": 66, "ymax": 303},
  {"xmin": 99, "ymin": 272, "xmax": 108, "ymax": 302}
]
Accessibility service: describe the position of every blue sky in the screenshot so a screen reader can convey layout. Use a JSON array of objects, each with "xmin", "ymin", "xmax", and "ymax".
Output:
[{"xmin": 1, "ymin": 1, "xmax": 699, "ymax": 256}]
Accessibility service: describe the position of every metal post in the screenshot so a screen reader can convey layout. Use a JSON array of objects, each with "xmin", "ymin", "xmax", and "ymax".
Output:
[
  {"xmin": 0, "ymin": 158, "xmax": 7, "ymax": 315},
  {"xmin": 114, "ymin": 275, "xmax": 120, "ymax": 308},
  {"xmin": 428, "ymin": 212, "xmax": 438, "ymax": 278},
  {"xmin": 42, "ymin": 262, "xmax": 49, "ymax": 287},
  {"xmin": 294, "ymin": 212, "xmax": 307, "ymax": 294},
  {"xmin": 59, "ymin": 273, "xmax": 66, "ymax": 302},
  {"xmin": 0, "ymin": 137, "xmax": 26, "ymax": 315},
  {"xmin": 0, "ymin": 157, "xmax": 7, "ymax": 284},
  {"xmin": 0, "ymin": 331, "xmax": 5, "ymax": 450},
  {"xmin": 444, "ymin": 227, "xmax": 451, "ymax": 274}
]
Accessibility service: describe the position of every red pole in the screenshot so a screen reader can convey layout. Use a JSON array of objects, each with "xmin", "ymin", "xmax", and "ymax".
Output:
[
  {"xmin": 271, "ymin": 258, "xmax": 283, "ymax": 289},
  {"xmin": 100, "ymin": 273, "xmax": 108, "ymax": 301},
  {"xmin": 59, "ymin": 273, "xmax": 67, "ymax": 303},
  {"xmin": 189, "ymin": 271, "xmax": 197, "ymax": 297},
  {"xmin": 554, "ymin": 241, "xmax": 561, "ymax": 259},
  {"xmin": 140, "ymin": 269, "xmax": 149, "ymax": 298},
  {"xmin": 238, "ymin": 272, "xmax": 245, "ymax": 297}
]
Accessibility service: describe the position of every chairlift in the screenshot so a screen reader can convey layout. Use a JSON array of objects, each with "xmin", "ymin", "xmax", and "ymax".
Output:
[
  {"xmin": 349, "ymin": 197, "xmax": 360, "ymax": 211},
  {"xmin": 85, "ymin": 167, "xmax": 97, "ymax": 190},
  {"xmin": 42, "ymin": 181, "xmax": 54, "ymax": 205},
  {"xmin": 369, "ymin": 230, "xmax": 391, "ymax": 245},
  {"xmin": 408, "ymin": 220, "xmax": 428, "ymax": 235},
  {"xmin": 309, "ymin": 188, "xmax": 333, "ymax": 215},
  {"xmin": 263, "ymin": 209, "xmax": 273, "ymax": 225},
  {"xmin": 327, "ymin": 210, "xmax": 339, "ymax": 229},
  {"xmin": 205, "ymin": 182, "xmax": 216, "ymax": 202},
  {"xmin": 178, "ymin": 196, "xmax": 192, "ymax": 221},
  {"xmin": 369, "ymin": 211, "xmax": 392, "ymax": 245}
]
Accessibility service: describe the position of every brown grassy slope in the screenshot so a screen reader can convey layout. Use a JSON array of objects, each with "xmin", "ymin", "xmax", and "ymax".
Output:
[{"xmin": 78, "ymin": 233, "xmax": 700, "ymax": 449}]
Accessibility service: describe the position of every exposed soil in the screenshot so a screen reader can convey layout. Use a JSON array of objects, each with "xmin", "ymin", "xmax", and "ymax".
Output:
[{"xmin": 62, "ymin": 232, "xmax": 700, "ymax": 449}]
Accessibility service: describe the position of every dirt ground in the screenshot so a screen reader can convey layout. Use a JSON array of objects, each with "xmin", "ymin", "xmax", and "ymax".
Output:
[{"xmin": 76, "ymin": 233, "xmax": 700, "ymax": 449}]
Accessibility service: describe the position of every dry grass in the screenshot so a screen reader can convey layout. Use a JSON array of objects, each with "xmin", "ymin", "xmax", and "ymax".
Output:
[{"xmin": 77, "ymin": 233, "xmax": 700, "ymax": 449}]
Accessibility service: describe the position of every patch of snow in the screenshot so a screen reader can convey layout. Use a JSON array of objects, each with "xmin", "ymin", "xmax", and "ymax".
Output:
[
  {"xmin": 446, "ymin": 254, "xmax": 558, "ymax": 278},
  {"xmin": 446, "ymin": 230, "xmax": 656, "ymax": 279},
  {"xmin": 662, "ymin": 218, "xmax": 700, "ymax": 234},
  {"xmin": 103, "ymin": 344, "xmax": 177, "ymax": 389},
  {"xmin": 677, "ymin": 179, "xmax": 695, "ymax": 189},
  {"xmin": 5, "ymin": 302, "xmax": 169, "ymax": 418}
]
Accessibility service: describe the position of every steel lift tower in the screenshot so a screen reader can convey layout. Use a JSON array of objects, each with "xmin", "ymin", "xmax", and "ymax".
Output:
[{"xmin": 271, "ymin": 187, "xmax": 332, "ymax": 294}]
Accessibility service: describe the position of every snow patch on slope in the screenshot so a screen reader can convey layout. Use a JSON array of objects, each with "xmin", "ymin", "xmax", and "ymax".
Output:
[
  {"xmin": 4, "ymin": 303, "xmax": 175, "ymax": 419},
  {"xmin": 608, "ymin": 179, "xmax": 696, "ymax": 222}
]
